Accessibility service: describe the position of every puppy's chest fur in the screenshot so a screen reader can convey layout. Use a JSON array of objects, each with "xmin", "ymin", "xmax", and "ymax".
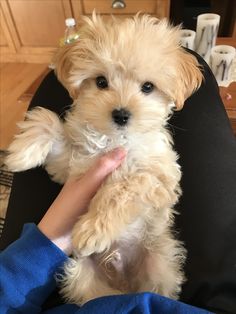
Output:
[{"xmin": 45, "ymin": 122, "xmax": 178, "ymax": 184}]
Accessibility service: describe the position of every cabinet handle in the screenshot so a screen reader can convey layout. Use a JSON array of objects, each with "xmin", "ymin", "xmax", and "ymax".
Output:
[{"xmin": 112, "ymin": 0, "xmax": 126, "ymax": 9}]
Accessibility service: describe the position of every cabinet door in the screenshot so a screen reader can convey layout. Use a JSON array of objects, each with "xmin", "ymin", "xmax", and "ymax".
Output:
[
  {"xmin": 0, "ymin": 5, "xmax": 16, "ymax": 54},
  {"xmin": 1, "ymin": 0, "xmax": 73, "ymax": 62}
]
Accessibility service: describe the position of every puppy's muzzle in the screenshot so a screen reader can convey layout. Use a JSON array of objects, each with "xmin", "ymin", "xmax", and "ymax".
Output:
[{"xmin": 112, "ymin": 108, "xmax": 131, "ymax": 126}]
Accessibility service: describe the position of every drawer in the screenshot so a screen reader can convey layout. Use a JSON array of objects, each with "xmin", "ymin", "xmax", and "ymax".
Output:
[{"xmin": 82, "ymin": 0, "xmax": 157, "ymax": 15}]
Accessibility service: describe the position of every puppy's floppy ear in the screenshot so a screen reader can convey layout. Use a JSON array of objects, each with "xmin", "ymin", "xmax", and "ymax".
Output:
[
  {"xmin": 53, "ymin": 13, "xmax": 105, "ymax": 99},
  {"xmin": 53, "ymin": 41, "xmax": 89, "ymax": 99},
  {"xmin": 142, "ymin": 19, "xmax": 203, "ymax": 110},
  {"xmin": 173, "ymin": 49, "xmax": 203, "ymax": 110},
  {"xmin": 53, "ymin": 43, "xmax": 77, "ymax": 99}
]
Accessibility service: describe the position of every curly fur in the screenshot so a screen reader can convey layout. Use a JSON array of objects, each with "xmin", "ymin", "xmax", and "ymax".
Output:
[{"xmin": 6, "ymin": 13, "xmax": 203, "ymax": 305}]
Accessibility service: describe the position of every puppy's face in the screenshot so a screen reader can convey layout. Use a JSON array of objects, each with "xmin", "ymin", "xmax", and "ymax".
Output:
[{"xmin": 54, "ymin": 15, "xmax": 202, "ymax": 139}]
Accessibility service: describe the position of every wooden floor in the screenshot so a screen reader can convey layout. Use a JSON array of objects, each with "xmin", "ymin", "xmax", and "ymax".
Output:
[{"xmin": 0, "ymin": 63, "xmax": 48, "ymax": 150}]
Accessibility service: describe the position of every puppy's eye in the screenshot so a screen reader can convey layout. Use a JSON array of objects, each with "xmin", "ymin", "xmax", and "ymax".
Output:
[
  {"xmin": 96, "ymin": 76, "xmax": 108, "ymax": 89},
  {"xmin": 141, "ymin": 82, "xmax": 154, "ymax": 94}
]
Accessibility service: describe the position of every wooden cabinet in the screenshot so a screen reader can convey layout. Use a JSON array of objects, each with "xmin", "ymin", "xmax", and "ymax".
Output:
[
  {"xmin": 0, "ymin": 0, "xmax": 170, "ymax": 63},
  {"xmin": 220, "ymin": 83, "xmax": 236, "ymax": 135},
  {"xmin": 75, "ymin": 0, "xmax": 169, "ymax": 16},
  {"xmin": 216, "ymin": 37, "xmax": 236, "ymax": 135},
  {"xmin": 0, "ymin": 4, "xmax": 16, "ymax": 54},
  {"xmin": 0, "ymin": 0, "xmax": 73, "ymax": 62}
]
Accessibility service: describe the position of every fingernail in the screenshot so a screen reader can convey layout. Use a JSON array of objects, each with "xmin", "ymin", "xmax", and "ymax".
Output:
[{"xmin": 111, "ymin": 147, "xmax": 127, "ymax": 160}]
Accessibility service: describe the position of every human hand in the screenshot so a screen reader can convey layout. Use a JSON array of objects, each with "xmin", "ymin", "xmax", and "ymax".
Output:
[{"xmin": 38, "ymin": 147, "xmax": 126, "ymax": 255}]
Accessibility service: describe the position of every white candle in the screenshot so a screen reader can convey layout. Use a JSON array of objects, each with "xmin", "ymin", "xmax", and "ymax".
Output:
[
  {"xmin": 195, "ymin": 13, "xmax": 220, "ymax": 63},
  {"xmin": 209, "ymin": 45, "xmax": 236, "ymax": 86},
  {"xmin": 179, "ymin": 30, "xmax": 196, "ymax": 50}
]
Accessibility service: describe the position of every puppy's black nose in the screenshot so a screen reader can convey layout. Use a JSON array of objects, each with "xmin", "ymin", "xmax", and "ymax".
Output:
[{"xmin": 112, "ymin": 108, "xmax": 131, "ymax": 126}]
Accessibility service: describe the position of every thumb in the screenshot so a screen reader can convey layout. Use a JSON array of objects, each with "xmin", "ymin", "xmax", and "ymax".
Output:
[
  {"xmin": 75, "ymin": 147, "xmax": 126, "ymax": 202},
  {"xmin": 86, "ymin": 147, "xmax": 127, "ymax": 184}
]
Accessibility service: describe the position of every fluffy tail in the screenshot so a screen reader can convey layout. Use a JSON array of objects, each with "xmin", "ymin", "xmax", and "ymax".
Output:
[{"xmin": 5, "ymin": 107, "xmax": 64, "ymax": 172}]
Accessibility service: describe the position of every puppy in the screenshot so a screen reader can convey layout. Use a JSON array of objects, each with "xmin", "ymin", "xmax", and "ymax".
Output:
[{"xmin": 6, "ymin": 14, "xmax": 203, "ymax": 305}]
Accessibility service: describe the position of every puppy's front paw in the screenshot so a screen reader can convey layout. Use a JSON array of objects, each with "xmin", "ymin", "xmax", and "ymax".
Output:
[
  {"xmin": 72, "ymin": 220, "xmax": 111, "ymax": 256},
  {"xmin": 5, "ymin": 107, "xmax": 63, "ymax": 172}
]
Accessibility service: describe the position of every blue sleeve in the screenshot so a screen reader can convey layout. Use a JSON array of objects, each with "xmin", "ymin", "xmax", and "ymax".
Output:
[
  {"xmin": 43, "ymin": 292, "xmax": 214, "ymax": 314},
  {"xmin": 0, "ymin": 224, "xmax": 213, "ymax": 314},
  {"xmin": 0, "ymin": 223, "xmax": 68, "ymax": 314},
  {"xmin": 76, "ymin": 293, "xmax": 213, "ymax": 314}
]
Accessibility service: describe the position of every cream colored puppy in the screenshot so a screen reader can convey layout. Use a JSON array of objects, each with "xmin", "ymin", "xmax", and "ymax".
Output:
[{"xmin": 6, "ymin": 14, "xmax": 203, "ymax": 305}]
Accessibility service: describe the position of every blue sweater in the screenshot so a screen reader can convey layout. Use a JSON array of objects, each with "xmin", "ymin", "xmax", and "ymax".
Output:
[{"xmin": 0, "ymin": 224, "xmax": 212, "ymax": 314}]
